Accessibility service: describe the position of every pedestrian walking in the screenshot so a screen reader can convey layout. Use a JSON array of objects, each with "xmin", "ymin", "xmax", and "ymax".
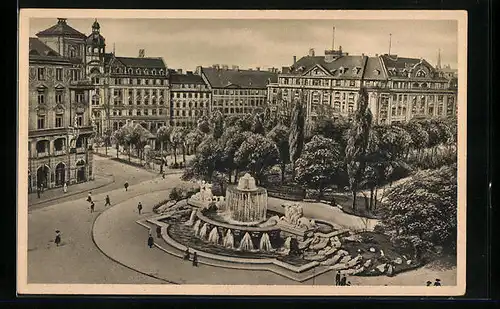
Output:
[
  {"xmin": 137, "ymin": 202, "xmax": 143, "ymax": 214},
  {"xmin": 87, "ymin": 191, "xmax": 92, "ymax": 203},
  {"xmin": 40, "ymin": 183, "xmax": 44, "ymax": 193},
  {"xmin": 162, "ymin": 171, "xmax": 165, "ymax": 179},
  {"xmin": 90, "ymin": 201, "xmax": 95, "ymax": 213},
  {"xmin": 54, "ymin": 230, "xmax": 61, "ymax": 247},
  {"xmin": 156, "ymin": 226, "xmax": 162, "ymax": 238},
  {"xmin": 105, "ymin": 195, "xmax": 111, "ymax": 207},
  {"xmin": 335, "ymin": 271, "xmax": 341, "ymax": 286},
  {"xmin": 340, "ymin": 274, "xmax": 347, "ymax": 286},
  {"xmin": 37, "ymin": 186, "xmax": 41, "ymax": 199},
  {"xmin": 426, "ymin": 281, "xmax": 433, "ymax": 286},
  {"xmin": 434, "ymin": 278, "xmax": 442, "ymax": 286},
  {"xmin": 147, "ymin": 233, "xmax": 154, "ymax": 248},
  {"xmin": 192, "ymin": 252, "xmax": 198, "ymax": 267},
  {"xmin": 63, "ymin": 182, "xmax": 67, "ymax": 193},
  {"xmin": 124, "ymin": 181, "xmax": 129, "ymax": 191},
  {"xmin": 184, "ymin": 248, "xmax": 190, "ymax": 260}
]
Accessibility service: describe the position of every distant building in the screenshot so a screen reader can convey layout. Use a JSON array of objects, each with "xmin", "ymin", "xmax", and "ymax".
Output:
[
  {"xmin": 198, "ymin": 65, "xmax": 278, "ymax": 117},
  {"xmin": 268, "ymin": 46, "xmax": 457, "ymax": 126},
  {"xmin": 169, "ymin": 70, "xmax": 211, "ymax": 128},
  {"xmin": 29, "ymin": 19, "xmax": 95, "ymax": 191}
]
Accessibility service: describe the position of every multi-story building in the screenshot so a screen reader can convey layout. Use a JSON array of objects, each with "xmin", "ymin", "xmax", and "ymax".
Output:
[
  {"xmin": 197, "ymin": 65, "xmax": 278, "ymax": 117},
  {"xmin": 169, "ymin": 70, "xmax": 211, "ymax": 128},
  {"xmin": 268, "ymin": 46, "xmax": 457, "ymax": 126},
  {"xmin": 91, "ymin": 53, "xmax": 169, "ymax": 134},
  {"xmin": 83, "ymin": 20, "xmax": 169, "ymax": 134},
  {"xmin": 28, "ymin": 19, "xmax": 95, "ymax": 191}
]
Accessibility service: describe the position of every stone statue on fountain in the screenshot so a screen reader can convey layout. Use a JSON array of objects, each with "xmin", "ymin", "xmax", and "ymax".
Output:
[{"xmin": 279, "ymin": 203, "xmax": 317, "ymax": 230}]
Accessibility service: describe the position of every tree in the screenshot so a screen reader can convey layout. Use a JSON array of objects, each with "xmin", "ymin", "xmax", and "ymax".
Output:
[
  {"xmin": 380, "ymin": 164, "xmax": 457, "ymax": 261},
  {"xmin": 212, "ymin": 111, "xmax": 224, "ymax": 139},
  {"xmin": 183, "ymin": 135, "xmax": 223, "ymax": 181},
  {"xmin": 102, "ymin": 127, "xmax": 113, "ymax": 157},
  {"xmin": 263, "ymin": 106, "xmax": 278, "ymax": 132},
  {"xmin": 235, "ymin": 133, "xmax": 279, "ymax": 185},
  {"xmin": 185, "ymin": 129, "xmax": 206, "ymax": 155},
  {"xmin": 295, "ymin": 135, "xmax": 342, "ymax": 199},
  {"xmin": 197, "ymin": 117, "xmax": 211, "ymax": 134},
  {"xmin": 378, "ymin": 125, "xmax": 412, "ymax": 160},
  {"xmin": 130, "ymin": 124, "xmax": 151, "ymax": 164},
  {"xmin": 170, "ymin": 127, "xmax": 185, "ymax": 164},
  {"xmin": 237, "ymin": 114, "xmax": 253, "ymax": 132},
  {"xmin": 266, "ymin": 124, "xmax": 290, "ymax": 184},
  {"xmin": 219, "ymin": 127, "xmax": 250, "ymax": 183},
  {"xmin": 112, "ymin": 126, "xmax": 130, "ymax": 159},
  {"xmin": 345, "ymin": 87, "xmax": 372, "ymax": 210},
  {"xmin": 288, "ymin": 97, "xmax": 306, "ymax": 178},
  {"xmin": 404, "ymin": 121, "xmax": 429, "ymax": 156},
  {"xmin": 252, "ymin": 112, "xmax": 265, "ymax": 135}
]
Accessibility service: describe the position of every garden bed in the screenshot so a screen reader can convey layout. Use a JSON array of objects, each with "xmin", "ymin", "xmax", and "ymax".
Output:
[
  {"xmin": 341, "ymin": 231, "xmax": 421, "ymax": 276},
  {"xmin": 337, "ymin": 196, "xmax": 384, "ymax": 220}
]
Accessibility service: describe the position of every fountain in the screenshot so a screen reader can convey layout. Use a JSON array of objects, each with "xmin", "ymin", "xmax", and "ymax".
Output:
[
  {"xmin": 193, "ymin": 220, "xmax": 201, "ymax": 236},
  {"xmin": 199, "ymin": 223, "xmax": 209, "ymax": 239},
  {"xmin": 184, "ymin": 209, "xmax": 197, "ymax": 226},
  {"xmin": 208, "ymin": 227, "xmax": 220, "ymax": 245},
  {"xmin": 259, "ymin": 233, "xmax": 273, "ymax": 252},
  {"xmin": 223, "ymin": 229, "xmax": 235, "ymax": 249},
  {"xmin": 239, "ymin": 232, "xmax": 254, "ymax": 251}
]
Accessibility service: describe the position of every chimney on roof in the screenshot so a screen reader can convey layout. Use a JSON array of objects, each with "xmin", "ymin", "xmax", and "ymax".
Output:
[
  {"xmin": 139, "ymin": 49, "xmax": 145, "ymax": 58},
  {"xmin": 232, "ymin": 65, "xmax": 239, "ymax": 71},
  {"xmin": 222, "ymin": 64, "xmax": 228, "ymax": 70},
  {"xmin": 57, "ymin": 18, "xmax": 67, "ymax": 25},
  {"xmin": 256, "ymin": 67, "xmax": 260, "ymax": 71},
  {"xmin": 293, "ymin": 56, "xmax": 297, "ymax": 64},
  {"xmin": 309, "ymin": 48, "xmax": 315, "ymax": 57},
  {"xmin": 177, "ymin": 69, "xmax": 183, "ymax": 74}
]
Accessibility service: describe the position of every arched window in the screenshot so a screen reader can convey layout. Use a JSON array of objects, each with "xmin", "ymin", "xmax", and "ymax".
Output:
[
  {"xmin": 152, "ymin": 69, "xmax": 156, "ymax": 75},
  {"xmin": 136, "ymin": 68, "xmax": 141, "ymax": 75},
  {"xmin": 416, "ymin": 70, "xmax": 426, "ymax": 77},
  {"xmin": 144, "ymin": 69, "xmax": 149, "ymax": 75},
  {"xmin": 128, "ymin": 68, "xmax": 133, "ymax": 74}
]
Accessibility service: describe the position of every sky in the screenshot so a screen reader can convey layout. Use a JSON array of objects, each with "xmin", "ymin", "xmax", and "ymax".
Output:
[{"xmin": 29, "ymin": 18, "xmax": 458, "ymax": 72}]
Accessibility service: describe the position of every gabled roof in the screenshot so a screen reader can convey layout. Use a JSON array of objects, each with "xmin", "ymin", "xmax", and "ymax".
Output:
[
  {"xmin": 201, "ymin": 67, "xmax": 278, "ymax": 89},
  {"xmin": 86, "ymin": 33, "xmax": 106, "ymax": 46},
  {"xmin": 114, "ymin": 56, "xmax": 166, "ymax": 69},
  {"xmin": 288, "ymin": 55, "xmax": 366, "ymax": 79},
  {"xmin": 169, "ymin": 73, "xmax": 206, "ymax": 85},
  {"xmin": 36, "ymin": 18, "xmax": 86, "ymax": 39},
  {"xmin": 380, "ymin": 54, "xmax": 444, "ymax": 80}
]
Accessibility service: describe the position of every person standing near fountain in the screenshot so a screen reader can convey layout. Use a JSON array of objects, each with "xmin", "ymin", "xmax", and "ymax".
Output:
[
  {"xmin": 147, "ymin": 233, "xmax": 154, "ymax": 248},
  {"xmin": 192, "ymin": 252, "xmax": 198, "ymax": 267},
  {"xmin": 137, "ymin": 202, "xmax": 143, "ymax": 215}
]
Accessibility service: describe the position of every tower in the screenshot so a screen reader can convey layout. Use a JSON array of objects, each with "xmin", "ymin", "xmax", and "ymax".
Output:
[
  {"xmin": 437, "ymin": 48, "xmax": 442, "ymax": 70},
  {"xmin": 85, "ymin": 19, "xmax": 106, "ymax": 77}
]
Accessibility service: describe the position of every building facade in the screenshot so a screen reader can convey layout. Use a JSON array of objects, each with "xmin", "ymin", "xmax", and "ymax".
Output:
[
  {"xmin": 28, "ymin": 21, "xmax": 95, "ymax": 191},
  {"xmin": 169, "ymin": 70, "xmax": 211, "ymax": 128},
  {"xmin": 268, "ymin": 47, "xmax": 458, "ymax": 126},
  {"xmin": 198, "ymin": 65, "xmax": 278, "ymax": 117}
]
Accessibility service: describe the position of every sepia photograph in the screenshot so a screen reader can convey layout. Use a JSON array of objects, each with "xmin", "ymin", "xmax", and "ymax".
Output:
[{"xmin": 17, "ymin": 9, "xmax": 467, "ymax": 296}]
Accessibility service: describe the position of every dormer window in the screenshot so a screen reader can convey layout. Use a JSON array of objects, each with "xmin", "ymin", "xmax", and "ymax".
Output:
[
  {"xmin": 144, "ymin": 69, "xmax": 149, "ymax": 75},
  {"xmin": 152, "ymin": 69, "xmax": 156, "ymax": 75},
  {"xmin": 128, "ymin": 68, "xmax": 133, "ymax": 74},
  {"xmin": 339, "ymin": 66, "xmax": 345, "ymax": 74},
  {"xmin": 416, "ymin": 70, "xmax": 426, "ymax": 77},
  {"xmin": 136, "ymin": 68, "xmax": 141, "ymax": 75},
  {"xmin": 159, "ymin": 69, "xmax": 164, "ymax": 75},
  {"xmin": 373, "ymin": 69, "xmax": 380, "ymax": 75}
]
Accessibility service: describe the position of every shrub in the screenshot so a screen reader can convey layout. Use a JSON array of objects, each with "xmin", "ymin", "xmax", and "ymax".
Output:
[
  {"xmin": 373, "ymin": 224, "xmax": 386, "ymax": 234},
  {"xmin": 170, "ymin": 162, "xmax": 179, "ymax": 169},
  {"xmin": 169, "ymin": 187, "xmax": 184, "ymax": 201}
]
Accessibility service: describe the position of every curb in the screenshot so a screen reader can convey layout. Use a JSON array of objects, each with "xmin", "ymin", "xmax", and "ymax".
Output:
[
  {"xmin": 28, "ymin": 175, "xmax": 115, "ymax": 207},
  {"xmin": 90, "ymin": 190, "xmax": 179, "ymax": 285}
]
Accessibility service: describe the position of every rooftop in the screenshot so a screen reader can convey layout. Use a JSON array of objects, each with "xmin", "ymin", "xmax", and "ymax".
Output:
[
  {"xmin": 169, "ymin": 72, "xmax": 206, "ymax": 85},
  {"xmin": 29, "ymin": 38, "xmax": 70, "ymax": 63},
  {"xmin": 114, "ymin": 56, "xmax": 166, "ymax": 69},
  {"xmin": 36, "ymin": 18, "xmax": 87, "ymax": 39},
  {"xmin": 201, "ymin": 67, "xmax": 278, "ymax": 89}
]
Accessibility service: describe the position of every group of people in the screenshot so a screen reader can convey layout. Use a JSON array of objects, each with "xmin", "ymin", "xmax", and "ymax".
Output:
[
  {"xmin": 335, "ymin": 271, "xmax": 351, "ymax": 286},
  {"xmin": 86, "ymin": 191, "xmax": 111, "ymax": 213},
  {"xmin": 427, "ymin": 279, "xmax": 442, "ymax": 286},
  {"xmin": 183, "ymin": 248, "xmax": 198, "ymax": 267}
]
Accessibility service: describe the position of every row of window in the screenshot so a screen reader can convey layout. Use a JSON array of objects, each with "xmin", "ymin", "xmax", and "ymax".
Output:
[
  {"xmin": 173, "ymin": 101, "xmax": 209, "ymax": 108},
  {"xmin": 111, "ymin": 67, "xmax": 166, "ymax": 76},
  {"xmin": 213, "ymin": 89, "xmax": 266, "ymax": 96},
  {"xmin": 36, "ymin": 67, "xmax": 81, "ymax": 82},
  {"xmin": 36, "ymin": 114, "xmax": 83, "ymax": 130},
  {"xmin": 172, "ymin": 110, "xmax": 208, "ymax": 117},
  {"xmin": 111, "ymin": 109, "xmax": 166, "ymax": 117},
  {"xmin": 213, "ymin": 107, "xmax": 258, "ymax": 114},
  {"xmin": 172, "ymin": 92, "xmax": 210, "ymax": 99},
  {"xmin": 111, "ymin": 77, "xmax": 167, "ymax": 86},
  {"xmin": 37, "ymin": 91, "xmax": 85, "ymax": 105},
  {"xmin": 280, "ymin": 78, "xmax": 360, "ymax": 87},
  {"xmin": 213, "ymin": 99, "xmax": 265, "ymax": 107},
  {"xmin": 171, "ymin": 84, "xmax": 208, "ymax": 90}
]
